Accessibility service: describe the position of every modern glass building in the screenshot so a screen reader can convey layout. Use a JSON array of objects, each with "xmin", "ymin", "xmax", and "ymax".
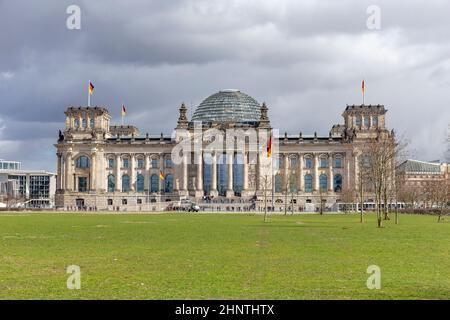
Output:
[{"xmin": 0, "ymin": 160, "xmax": 56, "ymax": 208}]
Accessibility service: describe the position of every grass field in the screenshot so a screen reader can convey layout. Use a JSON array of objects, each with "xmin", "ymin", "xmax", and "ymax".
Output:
[{"xmin": 0, "ymin": 212, "xmax": 449, "ymax": 299}]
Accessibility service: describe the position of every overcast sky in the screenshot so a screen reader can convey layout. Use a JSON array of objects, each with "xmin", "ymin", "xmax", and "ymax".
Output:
[{"xmin": 1, "ymin": 0, "xmax": 449, "ymax": 171}]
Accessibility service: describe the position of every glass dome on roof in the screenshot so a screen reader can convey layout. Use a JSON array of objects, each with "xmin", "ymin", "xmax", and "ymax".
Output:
[{"xmin": 191, "ymin": 89, "xmax": 261, "ymax": 123}]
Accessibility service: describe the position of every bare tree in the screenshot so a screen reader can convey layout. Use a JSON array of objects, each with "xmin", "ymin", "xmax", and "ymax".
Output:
[
  {"xmin": 260, "ymin": 172, "xmax": 271, "ymax": 222},
  {"xmin": 428, "ymin": 179, "xmax": 449, "ymax": 222},
  {"xmin": 362, "ymin": 130, "xmax": 401, "ymax": 228}
]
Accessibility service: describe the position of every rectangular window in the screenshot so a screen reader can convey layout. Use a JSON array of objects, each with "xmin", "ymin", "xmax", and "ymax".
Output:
[
  {"xmin": 166, "ymin": 158, "xmax": 173, "ymax": 168},
  {"xmin": 372, "ymin": 116, "xmax": 378, "ymax": 127},
  {"xmin": 152, "ymin": 159, "xmax": 158, "ymax": 168},
  {"xmin": 122, "ymin": 199, "xmax": 127, "ymax": 205},
  {"xmin": 78, "ymin": 177, "xmax": 87, "ymax": 192},
  {"xmin": 107, "ymin": 199, "xmax": 113, "ymax": 206},
  {"xmin": 320, "ymin": 158, "xmax": 328, "ymax": 168},
  {"xmin": 137, "ymin": 199, "xmax": 142, "ymax": 204},
  {"xmin": 335, "ymin": 158, "xmax": 343, "ymax": 168},
  {"xmin": 108, "ymin": 158, "xmax": 115, "ymax": 168},
  {"xmin": 137, "ymin": 159, "xmax": 144, "ymax": 169},
  {"xmin": 123, "ymin": 159, "xmax": 129, "ymax": 168}
]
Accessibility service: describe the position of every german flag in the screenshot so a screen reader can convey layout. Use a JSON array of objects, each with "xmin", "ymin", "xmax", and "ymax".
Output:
[
  {"xmin": 362, "ymin": 80, "xmax": 365, "ymax": 93},
  {"xmin": 121, "ymin": 105, "xmax": 126, "ymax": 118},
  {"xmin": 267, "ymin": 135, "xmax": 272, "ymax": 158},
  {"xmin": 159, "ymin": 170, "xmax": 165, "ymax": 180},
  {"xmin": 89, "ymin": 82, "xmax": 94, "ymax": 95}
]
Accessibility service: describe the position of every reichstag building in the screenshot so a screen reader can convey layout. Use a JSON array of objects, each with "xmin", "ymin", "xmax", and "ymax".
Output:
[{"xmin": 55, "ymin": 89, "xmax": 389, "ymax": 211}]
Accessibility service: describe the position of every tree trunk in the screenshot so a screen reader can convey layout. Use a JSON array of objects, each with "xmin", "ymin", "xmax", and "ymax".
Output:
[{"xmin": 395, "ymin": 202, "xmax": 399, "ymax": 225}]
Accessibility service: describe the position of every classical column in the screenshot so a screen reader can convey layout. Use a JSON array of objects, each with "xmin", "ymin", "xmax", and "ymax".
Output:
[
  {"xmin": 56, "ymin": 153, "xmax": 62, "ymax": 190},
  {"xmin": 328, "ymin": 154, "xmax": 333, "ymax": 192},
  {"xmin": 346, "ymin": 153, "xmax": 351, "ymax": 190},
  {"xmin": 145, "ymin": 154, "xmax": 150, "ymax": 191},
  {"xmin": 227, "ymin": 152, "xmax": 233, "ymax": 194},
  {"xmin": 65, "ymin": 152, "xmax": 72, "ymax": 191},
  {"xmin": 242, "ymin": 152, "xmax": 248, "ymax": 191},
  {"xmin": 90, "ymin": 150, "xmax": 96, "ymax": 191},
  {"xmin": 182, "ymin": 153, "xmax": 188, "ymax": 191},
  {"xmin": 354, "ymin": 152, "xmax": 359, "ymax": 191},
  {"xmin": 159, "ymin": 153, "xmax": 164, "ymax": 192},
  {"xmin": 211, "ymin": 152, "xmax": 217, "ymax": 193},
  {"xmin": 115, "ymin": 154, "xmax": 121, "ymax": 192},
  {"xmin": 196, "ymin": 151, "xmax": 203, "ymax": 192},
  {"xmin": 284, "ymin": 154, "xmax": 289, "ymax": 191},
  {"xmin": 130, "ymin": 154, "xmax": 136, "ymax": 191},
  {"xmin": 298, "ymin": 153, "xmax": 304, "ymax": 191},
  {"xmin": 313, "ymin": 153, "xmax": 319, "ymax": 191}
]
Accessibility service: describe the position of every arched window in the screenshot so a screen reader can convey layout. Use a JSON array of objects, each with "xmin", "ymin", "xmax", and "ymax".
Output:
[
  {"xmin": 289, "ymin": 175, "xmax": 298, "ymax": 193},
  {"xmin": 290, "ymin": 157, "xmax": 298, "ymax": 168},
  {"xmin": 90, "ymin": 118, "xmax": 95, "ymax": 129},
  {"xmin": 76, "ymin": 156, "xmax": 90, "ymax": 168},
  {"xmin": 74, "ymin": 118, "xmax": 80, "ymax": 128},
  {"xmin": 364, "ymin": 116, "xmax": 370, "ymax": 127},
  {"xmin": 136, "ymin": 174, "xmax": 144, "ymax": 192},
  {"xmin": 165, "ymin": 174, "xmax": 173, "ymax": 193},
  {"xmin": 275, "ymin": 174, "xmax": 283, "ymax": 193},
  {"xmin": 107, "ymin": 174, "xmax": 115, "ymax": 193},
  {"xmin": 150, "ymin": 175, "xmax": 159, "ymax": 193},
  {"xmin": 319, "ymin": 174, "xmax": 328, "ymax": 191},
  {"xmin": 334, "ymin": 157, "xmax": 343, "ymax": 168},
  {"xmin": 108, "ymin": 158, "xmax": 115, "ymax": 169},
  {"xmin": 122, "ymin": 158, "xmax": 129, "ymax": 169},
  {"xmin": 137, "ymin": 158, "xmax": 145, "ymax": 169},
  {"xmin": 355, "ymin": 116, "xmax": 362, "ymax": 127},
  {"xmin": 122, "ymin": 174, "xmax": 130, "ymax": 192},
  {"xmin": 305, "ymin": 156, "xmax": 313, "ymax": 169},
  {"xmin": 334, "ymin": 174, "xmax": 343, "ymax": 192},
  {"xmin": 304, "ymin": 174, "xmax": 313, "ymax": 192},
  {"xmin": 82, "ymin": 118, "xmax": 87, "ymax": 128},
  {"xmin": 319, "ymin": 157, "xmax": 328, "ymax": 168}
]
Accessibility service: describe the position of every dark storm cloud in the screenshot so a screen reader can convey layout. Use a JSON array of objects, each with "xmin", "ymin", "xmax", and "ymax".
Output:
[{"xmin": 0, "ymin": 0, "xmax": 449, "ymax": 171}]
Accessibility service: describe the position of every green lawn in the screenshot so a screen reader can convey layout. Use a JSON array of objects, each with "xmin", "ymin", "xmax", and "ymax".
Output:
[{"xmin": 0, "ymin": 212, "xmax": 449, "ymax": 299}]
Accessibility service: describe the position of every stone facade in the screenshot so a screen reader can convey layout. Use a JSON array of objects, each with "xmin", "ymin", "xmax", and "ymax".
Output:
[{"xmin": 55, "ymin": 90, "xmax": 393, "ymax": 211}]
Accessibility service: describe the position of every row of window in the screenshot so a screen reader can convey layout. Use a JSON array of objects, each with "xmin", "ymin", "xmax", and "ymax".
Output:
[
  {"xmin": 106, "ymin": 174, "xmax": 173, "ymax": 193},
  {"xmin": 75, "ymin": 155, "xmax": 343, "ymax": 170},
  {"xmin": 276, "ymin": 157, "xmax": 343, "ymax": 169},
  {"xmin": 274, "ymin": 174, "xmax": 343, "ymax": 193},
  {"xmin": 75, "ymin": 156, "xmax": 173, "ymax": 169},
  {"xmin": 74, "ymin": 118, "xmax": 95, "ymax": 129},
  {"xmin": 355, "ymin": 115, "xmax": 378, "ymax": 127},
  {"xmin": 107, "ymin": 158, "xmax": 172, "ymax": 169}
]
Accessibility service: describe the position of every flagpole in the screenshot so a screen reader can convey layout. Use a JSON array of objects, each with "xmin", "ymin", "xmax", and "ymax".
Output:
[
  {"xmin": 88, "ymin": 80, "xmax": 91, "ymax": 107},
  {"xmin": 362, "ymin": 80, "xmax": 365, "ymax": 105}
]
